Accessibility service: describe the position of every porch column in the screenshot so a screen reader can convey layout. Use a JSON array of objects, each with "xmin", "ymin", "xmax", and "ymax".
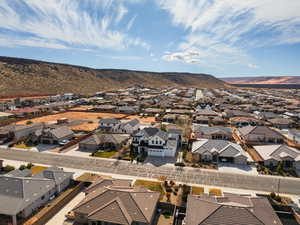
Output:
[{"xmin": 12, "ymin": 215, "xmax": 17, "ymax": 225}]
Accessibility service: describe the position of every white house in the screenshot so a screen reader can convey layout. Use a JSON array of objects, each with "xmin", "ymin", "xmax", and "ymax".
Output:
[
  {"xmin": 191, "ymin": 139, "xmax": 249, "ymax": 165},
  {"xmin": 132, "ymin": 127, "xmax": 180, "ymax": 157},
  {"xmin": 113, "ymin": 119, "xmax": 140, "ymax": 134},
  {"xmin": 254, "ymin": 144, "xmax": 300, "ymax": 170}
]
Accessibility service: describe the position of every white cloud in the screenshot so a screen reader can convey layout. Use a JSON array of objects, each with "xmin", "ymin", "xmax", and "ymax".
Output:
[
  {"xmin": 248, "ymin": 63, "xmax": 258, "ymax": 69},
  {"xmin": 157, "ymin": 0, "xmax": 300, "ymax": 67},
  {"xmin": 0, "ymin": 0, "xmax": 149, "ymax": 50}
]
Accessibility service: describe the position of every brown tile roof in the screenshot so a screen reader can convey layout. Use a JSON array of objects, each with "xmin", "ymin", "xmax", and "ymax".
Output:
[
  {"xmin": 85, "ymin": 178, "xmax": 132, "ymax": 195},
  {"xmin": 73, "ymin": 186, "xmax": 160, "ymax": 224},
  {"xmin": 186, "ymin": 193, "xmax": 283, "ymax": 225}
]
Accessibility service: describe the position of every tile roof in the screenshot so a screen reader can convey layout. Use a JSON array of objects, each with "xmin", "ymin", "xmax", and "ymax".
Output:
[
  {"xmin": 73, "ymin": 186, "xmax": 159, "ymax": 224},
  {"xmin": 254, "ymin": 144, "xmax": 300, "ymax": 161},
  {"xmin": 238, "ymin": 126, "xmax": 283, "ymax": 139},
  {"xmin": 186, "ymin": 193, "xmax": 283, "ymax": 225},
  {"xmin": 192, "ymin": 139, "xmax": 246, "ymax": 158}
]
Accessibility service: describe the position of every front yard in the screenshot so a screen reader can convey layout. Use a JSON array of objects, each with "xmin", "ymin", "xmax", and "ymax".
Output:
[
  {"xmin": 134, "ymin": 180, "xmax": 165, "ymax": 198},
  {"xmin": 91, "ymin": 151, "xmax": 117, "ymax": 158}
]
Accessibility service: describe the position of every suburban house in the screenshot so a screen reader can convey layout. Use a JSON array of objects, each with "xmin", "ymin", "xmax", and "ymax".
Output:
[
  {"xmin": 113, "ymin": 119, "xmax": 140, "ymax": 134},
  {"xmin": 79, "ymin": 133, "xmax": 129, "ymax": 152},
  {"xmin": 84, "ymin": 178, "xmax": 132, "ymax": 195},
  {"xmin": 0, "ymin": 112, "xmax": 14, "ymax": 120},
  {"xmin": 98, "ymin": 118, "xmax": 120, "ymax": 132},
  {"xmin": 255, "ymin": 111, "xmax": 278, "ymax": 120},
  {"xmin": 237, "ymin": 126, "xmax": 284, "ymax": 145},
  {"xmin": 190, "ymin": 139, "xmax": 249, "ymax": 164},
  {"xmin": 223, "ymin": 110, "xmax": 252, "ymax": 119},
  {"xmin": 132, "ymin": 127, "xmax": 180, "ymax": 157},
  {"xmin": 0, "ymin": 123, "xmax": 44, "ymax": 143},
  {"xmin": 72, "ymin": 184, "xmax": 160, "ymax": 225},
  {"xmin": 30, "ymin": 126, "xmax": 74, "ymax": 145},
  {"xmin": 254, "ymin": 144, "xmax": 300, "ymax": 170},
  {"xmin": 192, "ymin": 126, "xmax": 232, "ymax": 140},
  {"xmin": 288, "ymin": 129, "xmax": 300, "ymax": 144},
  {"xmin": 185, "ymin": 193, "xmax": 283, "ymax": 225},
  {"xmin": 0, "ymin": 167, "xmax": 73, "ymax": 225},
  {"xmin": 268, "ymin": 117, "xmax": 294, "ymax": 129},
  {"xmin": 117, "ymin": 106, "xmax": 139, "ymax": 114},
  {"xmin": 229, "ymin": 117, "xmax": 266, "ymax": 127},
  {"xmin": 195, "ymin": 106, "xmax": 219, "ymax": 117}
]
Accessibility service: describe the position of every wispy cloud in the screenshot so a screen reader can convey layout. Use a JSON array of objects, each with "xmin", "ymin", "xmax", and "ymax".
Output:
[
  {"xmin": 157, "ymin": 0, "xmax": 300, "ymax": 67},
  {"xmin": 0, "ymin": 0, "xmax": 149, "ymax": 50}
]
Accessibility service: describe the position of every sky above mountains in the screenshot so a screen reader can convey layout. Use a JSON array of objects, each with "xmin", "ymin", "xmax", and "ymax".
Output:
[{"xmin": 0, "ymin": 0, "xmax": 300, "ymax": 77}]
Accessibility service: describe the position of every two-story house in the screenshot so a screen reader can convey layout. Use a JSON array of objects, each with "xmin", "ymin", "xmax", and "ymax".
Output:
[{"xmin": 132, "ymin": 127, "xmax": 180, "ymax": 157}]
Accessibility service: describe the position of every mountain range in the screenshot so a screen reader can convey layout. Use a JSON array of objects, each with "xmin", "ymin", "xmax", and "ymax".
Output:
[
  {"xmin": 221, "ymin": 76, "xmax": 300, "ymax": 85},
  {"xmin": 0, "ymin": 56, "xmax": 226, "ymax": 96}
]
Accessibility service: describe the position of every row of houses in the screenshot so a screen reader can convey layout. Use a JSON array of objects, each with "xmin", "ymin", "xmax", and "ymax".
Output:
[{"xmin": 69, "ymin": 177, "xmax": 284, "ymax": 225}]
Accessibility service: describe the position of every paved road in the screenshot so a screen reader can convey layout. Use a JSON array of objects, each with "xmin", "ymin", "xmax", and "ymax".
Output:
[{"xmin": 1, "ymin": 148, "xmax": 300, "ymax": 195}]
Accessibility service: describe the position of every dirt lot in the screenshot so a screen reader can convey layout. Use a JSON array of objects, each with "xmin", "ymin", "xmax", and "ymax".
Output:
[
  {"xmin": 126, "ymin": 115, "xmax": 155, "ymax": 123},
  {"xmin": 16, "ymin": 112, "xmax": 127, "ymax": 124},
  {"xmin": 16, "ymin": 111, "xmax": 155, "ymax": 125}
]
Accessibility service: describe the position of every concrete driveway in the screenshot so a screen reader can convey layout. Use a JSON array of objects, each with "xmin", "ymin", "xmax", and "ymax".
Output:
[
  {"xmin": 46, "ymin": 192, "xmax": 85, "ymax": 225},
  {"xmin": 218, "ymin": 163, "xmax": 258, "ymax": 175}
]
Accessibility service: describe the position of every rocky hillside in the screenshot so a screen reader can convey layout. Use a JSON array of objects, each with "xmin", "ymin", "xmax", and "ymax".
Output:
[
  {"xmin": 222, "ymin": 76, "xmax": 300, "ymax": 85},
  {"xmin": 0, "ymin": 56, "xmax": 227, "ymax": 96}
]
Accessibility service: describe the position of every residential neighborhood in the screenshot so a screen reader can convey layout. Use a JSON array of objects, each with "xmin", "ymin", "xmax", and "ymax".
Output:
[{"xmin": 1, "ymin": 86, "xmax": 300, "ymax": 225}]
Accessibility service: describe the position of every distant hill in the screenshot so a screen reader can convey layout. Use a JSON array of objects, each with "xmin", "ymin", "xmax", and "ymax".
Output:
[
  {"xmin": 222, "ymin": 76, "xmax": 300, "ymax": 85},
  {"xmin": 0, "ymin": 56, "xmax": 227, "ymax": 96}
]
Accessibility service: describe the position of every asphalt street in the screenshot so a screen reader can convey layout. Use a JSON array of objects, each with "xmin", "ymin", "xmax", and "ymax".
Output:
[{"xmin": 1, "ymin": 148, "xmax": 300, "ymax": 195}]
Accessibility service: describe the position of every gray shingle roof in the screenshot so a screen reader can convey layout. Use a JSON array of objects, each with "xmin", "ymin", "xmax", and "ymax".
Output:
[
  {"xmin": 193, "ymin": 126, "xmax": 232, "ymax": 135},
  {"xmin": 48, "ymin": 126, "xmax": 74, "ymax": 139},
  {"xmin": 192, "ymin": 140, "xmax": 245, "ymax": 158},
  {"xmin": 0, "ymin": 167, "xmax": 73, "ymax": 216}
]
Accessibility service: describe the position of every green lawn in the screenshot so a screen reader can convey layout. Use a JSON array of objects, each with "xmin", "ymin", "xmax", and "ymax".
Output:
[
  {"xmin": 92, "ymin": 151, "xmax": 117, "ymax": 158},
  {"xmin": 134, "ymin": 180, "xmax": 165, "ymax": 197},
  {"xmin": 192, "ymin": 186, "xmax": 204, "ymax": 195},
  {"xmin": 31, "ymin": 166, "xmax": 47, "ymax": 175}
]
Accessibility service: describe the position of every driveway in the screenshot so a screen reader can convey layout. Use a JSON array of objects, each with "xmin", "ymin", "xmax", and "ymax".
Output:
[
  {"xmin": 218, "ymin": 163, "xmax": 258, "ymax": 175},
  {"xmin": 144, "ymin": 156, "xmax": 176, "ymax": 167},
  {"xmin": 46, "ymin": 192, "xmax": 85, "ymax": 225}
]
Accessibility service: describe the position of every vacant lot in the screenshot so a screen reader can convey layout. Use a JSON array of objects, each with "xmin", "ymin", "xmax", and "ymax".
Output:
[
  {"xmin": 17, "ymin": 112, "xmax": 128, "ymax": 124},
  {"xmin": 16, "ymin": 111, "xmax": 155, "ymax": 125}
]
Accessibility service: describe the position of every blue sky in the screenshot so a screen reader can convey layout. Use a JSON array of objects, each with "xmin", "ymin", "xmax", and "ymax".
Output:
[{"xmin": 0, "ymin": 0, "xmax": 300, "ymax": 77}]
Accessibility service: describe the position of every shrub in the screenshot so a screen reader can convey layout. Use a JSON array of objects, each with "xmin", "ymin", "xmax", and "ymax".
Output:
[
  {"xmin": 209, "ymin": 188, "xmax": 222, "ymax": 196},
  {"xmin": 3, "ymin": 165, "xmax": 15, "ymax": 172},
  {"xmin": 166, "ymin": 192, "xmax": 171, "ymax": 202},
  {"xmin": 19, "ymin": 165, "xmax": 27, "ymax": 170},
  {"xmin": 274, "ymin": 195, "xmax": 282, "ymax": 202},
  {"xmin": 270, "ymin": 192, "xmax": 276, "ymax": 199},
  {"xmin": 26, "ymin": 120, "xmax": 33, "ymax": 125},
  {"xmin": 26, "ymin": 163, "xmax": 33, "ymax": 169}
]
